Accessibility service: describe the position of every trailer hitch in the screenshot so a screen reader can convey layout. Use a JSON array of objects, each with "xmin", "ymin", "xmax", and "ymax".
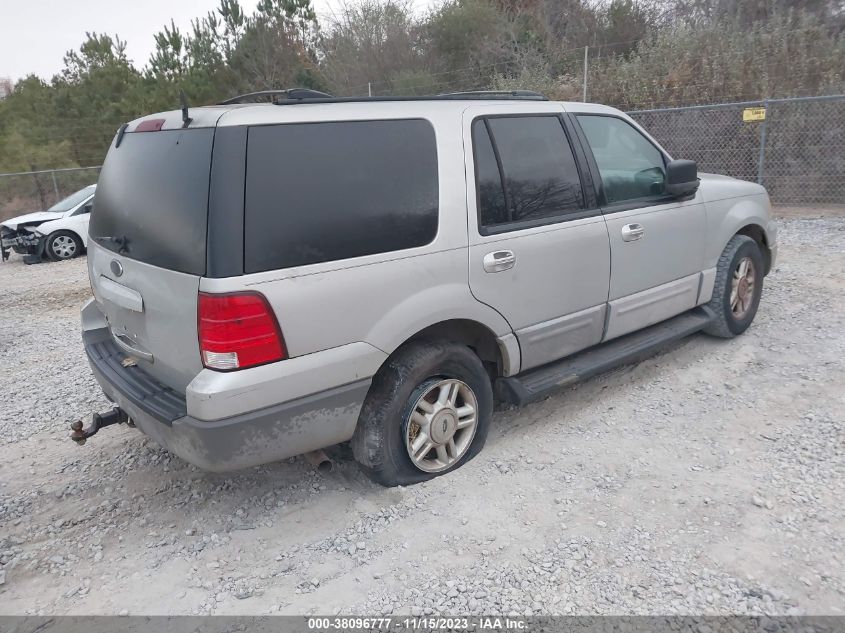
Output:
[{"xmin": 70, "ymin": 408, "xmax": 130, "ymax": 445}]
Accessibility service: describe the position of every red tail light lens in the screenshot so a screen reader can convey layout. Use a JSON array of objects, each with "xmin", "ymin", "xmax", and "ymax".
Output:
[{"xmin": 198, "ymin": 292, "xmax": 287, "ymax": 371}]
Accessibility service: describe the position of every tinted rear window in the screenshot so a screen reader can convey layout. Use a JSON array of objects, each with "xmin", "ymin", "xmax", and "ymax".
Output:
[
  {"xmin": 244, "ymin": 119, "xmax": 438, "ymax": 273},
  {"xmin": 486, "ymin": 116, "xmax": 584, "ymax": 223},
  {"xmin": 472, "ymin": 120, "xmax": 509, "ymax": 225},
  {"xmin": 90, "ymin": 129, "xmax": 213, "ymax": 275}
]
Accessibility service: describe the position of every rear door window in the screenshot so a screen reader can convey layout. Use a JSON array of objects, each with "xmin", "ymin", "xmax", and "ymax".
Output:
[
  {"xmin": 473, "ymin": 115, "xmax": 585, "ymax": 232},
  {"xmin": 472, "ymin": 120, "xmax": 509, "ymax": 225},
  {"xmin": 91, "ymin": 129, "xmax": 214, "ymax": 275},
  {"xmin": 244, "ymin": 119, "xmax": 438, "ymax": 273}
]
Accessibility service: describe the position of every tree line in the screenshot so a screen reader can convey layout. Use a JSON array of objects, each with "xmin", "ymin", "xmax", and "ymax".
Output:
[{"xmin": 1, "ymin": 0, "xmax": 843, "ymax": 174}]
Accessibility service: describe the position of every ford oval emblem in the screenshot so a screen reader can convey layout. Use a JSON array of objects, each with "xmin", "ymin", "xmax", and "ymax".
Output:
[{"xmin": 110, "ymin": 260, "xmax": 124, "ymax": 277}]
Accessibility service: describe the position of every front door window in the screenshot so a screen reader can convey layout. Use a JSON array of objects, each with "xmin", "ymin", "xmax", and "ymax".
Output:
[{"xmin": 577, "ymin": 115, "xmax": 666, "ymax": 204}]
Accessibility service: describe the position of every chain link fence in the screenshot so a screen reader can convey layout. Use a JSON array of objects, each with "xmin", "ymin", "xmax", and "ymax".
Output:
[
  {"xmin": 0, "ymin": 166, "xmax": 101, "ymax": 222},
  {"xmin": 0, "ymin": 95, "xmax": 841, "ymax": 220},
  {"xmin": 628, "ymin": 94, "xmax": 845, "ymax": 205}
]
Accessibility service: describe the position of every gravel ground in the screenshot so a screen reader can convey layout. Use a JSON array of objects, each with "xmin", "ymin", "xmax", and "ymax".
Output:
[{"xmin": 0, "ymin": 214, "xmax": 843, "ymax": 616}]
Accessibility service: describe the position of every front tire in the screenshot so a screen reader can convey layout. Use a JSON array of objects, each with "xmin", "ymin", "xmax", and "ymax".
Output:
[
  {"xmin": 352, "ymin": 340, "xmax": 493, "ymax": 487},
  {"xmin": 704, "ymin": 235, "xmax": 764, "ymax": 338},
  {"xmin": 46, "ymin": 230, "xmax": 83, "ymax": 261}
]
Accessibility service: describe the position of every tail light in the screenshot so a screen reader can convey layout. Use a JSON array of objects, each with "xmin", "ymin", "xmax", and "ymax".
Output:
[{"xmin": 198, "ymin": 292, "xmax": 287, "ymax": 371}]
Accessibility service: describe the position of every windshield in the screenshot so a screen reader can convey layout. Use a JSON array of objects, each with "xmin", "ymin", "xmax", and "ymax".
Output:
[{"xmin": 47, "ymin": 185, "xmax": 95, "ymax": 212}]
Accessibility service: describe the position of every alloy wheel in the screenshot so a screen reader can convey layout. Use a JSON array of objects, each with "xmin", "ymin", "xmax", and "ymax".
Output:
[
  {"xmin": 730, "ymin": 256, "xmax": 756, "ymax": 318},
  {"xmin": 405, "ymin": 379, "xmax": 478, "ymax": 473}
]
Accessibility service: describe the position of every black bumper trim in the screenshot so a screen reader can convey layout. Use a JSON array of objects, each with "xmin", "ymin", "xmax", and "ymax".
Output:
[{"xmin": 84, "ymin": 334, "xmax": 187, "ymax": 423}]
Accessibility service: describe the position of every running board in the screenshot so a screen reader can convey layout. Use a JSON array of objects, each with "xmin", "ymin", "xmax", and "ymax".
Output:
[{"xmin": 495, "ymin": 307, "xmax": 715, "ymax": 406}]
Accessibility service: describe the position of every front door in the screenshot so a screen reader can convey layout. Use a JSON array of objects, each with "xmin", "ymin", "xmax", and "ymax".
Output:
[
  {"xmin": 572, "ymin": 113, "xmax": 707, "ymax": 341},
  {"xmin": 464, "ymin": 107, "xmax": 611, "ymax": 372}
]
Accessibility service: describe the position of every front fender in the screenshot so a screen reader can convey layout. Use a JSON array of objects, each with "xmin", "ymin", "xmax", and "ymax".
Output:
[
  {"xmin": 33, "ymin": 218, "xmax": 78, "ymax": 239},
  {"xmin": 705, "ymin": 193, "xmax": 776, "ymax": 269},
  {"xmin": 34, "ymin": 215, "xmax": 91, "ymax": 247}
]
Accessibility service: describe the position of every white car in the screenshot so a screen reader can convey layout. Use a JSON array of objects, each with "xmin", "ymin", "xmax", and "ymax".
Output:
[{"xmin": 1, "ymin": 184, "xmax": 96, "ymax": 262}]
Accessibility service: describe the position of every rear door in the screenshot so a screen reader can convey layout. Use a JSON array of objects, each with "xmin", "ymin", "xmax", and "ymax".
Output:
[
  {"xmin": 572, "ymin": 113, "xmax": 706, "ymax": 341},
  {"xmin": 88, "ymin": 127, "xmax": 215, "ymax": 392},
  {"xmin": 464, "ymin": 106, "xmax": 611, "ymax": 372}
]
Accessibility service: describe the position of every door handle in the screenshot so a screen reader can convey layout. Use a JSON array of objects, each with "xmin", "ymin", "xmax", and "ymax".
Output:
[
  {"xmin": 483, "ymin": 250, "xmax": 516, "ymax": 273},
  {"xmin": 621, "ymin": 223, "xmax": 645, "ymax": 242}
]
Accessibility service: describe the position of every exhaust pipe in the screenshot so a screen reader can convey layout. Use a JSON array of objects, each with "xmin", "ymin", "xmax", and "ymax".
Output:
[{"xmin": 304, "ymin": 449, "xmax": 333, "ymax": 473}]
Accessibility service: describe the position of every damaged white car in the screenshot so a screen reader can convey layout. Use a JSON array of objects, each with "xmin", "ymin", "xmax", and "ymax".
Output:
[{"xmin": 1, "ymin": 184, "xmax": 96, "ymax": 263}]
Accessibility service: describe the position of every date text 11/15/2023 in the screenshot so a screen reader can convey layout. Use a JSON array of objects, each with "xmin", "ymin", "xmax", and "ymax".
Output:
[{"xmin": 307, "ymin": 617, "xmax": 527, "ymax": 630}]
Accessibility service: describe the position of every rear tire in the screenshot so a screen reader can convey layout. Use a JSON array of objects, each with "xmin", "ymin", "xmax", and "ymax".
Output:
[
  {"xmin": 46, "ymin": 230, "xmax": 83, "ymax": 261},
  {"xmin": 352, "ymin": 340, "xmax": 493, "ymax": 487},
  {"xmin": 703, "ymin": 235, "xmax": 764, "ymax": 338}
]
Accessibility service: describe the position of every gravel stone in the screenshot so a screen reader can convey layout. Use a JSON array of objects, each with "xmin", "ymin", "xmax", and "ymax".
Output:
[{"xmin": 0, "ymin": 213, "xmax": 842, "ymax": 615}]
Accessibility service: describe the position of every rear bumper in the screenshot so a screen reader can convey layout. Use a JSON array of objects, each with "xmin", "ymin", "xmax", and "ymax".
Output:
[{"xmin": 83, "ymin": 327, "xmax": 371, "ymax": 472}]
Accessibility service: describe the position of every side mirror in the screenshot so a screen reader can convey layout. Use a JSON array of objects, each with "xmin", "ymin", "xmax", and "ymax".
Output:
[{"xmin": 665, "ymin": 159, "xmax": 700, "ymax": 198}]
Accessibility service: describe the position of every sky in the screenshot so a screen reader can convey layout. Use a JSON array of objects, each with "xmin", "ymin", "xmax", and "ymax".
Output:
[{"xmin": 0, "ymin": 0, "xmax": 390, "ymax": 82}]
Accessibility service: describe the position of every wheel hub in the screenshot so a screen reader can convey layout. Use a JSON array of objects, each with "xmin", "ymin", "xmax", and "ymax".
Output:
[
  {"xmin": 429, "ymin": 409, "xmax": 457, "ymax": 444},
  {"xmin": 52, "ymin": 235, "xmax": 77, "ymax": 259}
]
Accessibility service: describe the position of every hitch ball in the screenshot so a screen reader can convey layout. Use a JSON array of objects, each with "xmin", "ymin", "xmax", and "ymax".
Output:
[
  {"xmin": 70, "ymin": 408, "xmax": 129, "ymax": 445},
  {"xmin": 70, "ymin": 420, "xmax": 87, "ymax": 445}
]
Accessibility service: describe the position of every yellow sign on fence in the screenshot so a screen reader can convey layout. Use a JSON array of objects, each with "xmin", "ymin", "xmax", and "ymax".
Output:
[{"xmin": 743, "ymin": 107, "xmax": 767, "ymax": 122}]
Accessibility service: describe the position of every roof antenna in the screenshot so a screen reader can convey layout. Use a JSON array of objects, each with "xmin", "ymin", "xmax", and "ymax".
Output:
[{"xmin": 179, "ymin": 89, "xmax": 192, "ymax": 128}]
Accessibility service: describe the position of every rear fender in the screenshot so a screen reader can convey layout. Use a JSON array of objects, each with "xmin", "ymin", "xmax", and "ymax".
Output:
[{"xmin": 364, "ymin": 282, "xmax": 520, "ymax": 375}]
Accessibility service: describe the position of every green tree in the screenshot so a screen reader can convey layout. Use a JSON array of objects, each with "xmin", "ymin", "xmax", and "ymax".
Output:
[
  {"xmin": 230, "ymin": 0, "xmax": 322, "ymax": 93},
  {"xmin": 588, "ymin": 10, "xmax": 845, "ymax": 108},
  {"xmin": 0, "ymin": 77, "xmax": 71, "ymax": 172},
  {"xmin": 319, "ymin": 0, "xmax": 429, "ymax": 95},
  {"xmin": 149, "ymin": 20, "xmax": 187, "ymax": 80},
  {"xmin": 53, "ymin": 33, "xmax": 145, "ymax": 165},
  {"xmin": 426, "ymin": 0, "xmax": 512, "ymax": 86}
]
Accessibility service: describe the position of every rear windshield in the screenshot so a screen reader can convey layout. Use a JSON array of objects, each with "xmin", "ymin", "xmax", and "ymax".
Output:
[
  {"xmin": 244, "ymin": 119, "xmax": 438, "ymax": 273},
  {"xmin": 90, "ymin": 129, "xmax": 214, "ymax": 275}
]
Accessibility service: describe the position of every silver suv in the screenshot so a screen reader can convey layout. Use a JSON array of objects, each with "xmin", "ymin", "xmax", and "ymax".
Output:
[{"xmin": 78, "ymin": 90, "xmax": 776, "ymax": 486}]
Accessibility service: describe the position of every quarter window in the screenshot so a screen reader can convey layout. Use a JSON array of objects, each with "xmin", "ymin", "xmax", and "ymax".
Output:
[
  {"xmin": 576, "ymin": 115, "xmax": 666, "ymax": 204},
  {"xmin": 473, "ymin": 116, "xmax": 585, "ymax": 231},
  {"xmin": 244, "ymin": 119, "xmax": 438, "ymax": 273}
]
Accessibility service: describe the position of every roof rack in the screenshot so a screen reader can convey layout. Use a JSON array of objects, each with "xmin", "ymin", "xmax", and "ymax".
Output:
[
  {"xmin": 438, "ymin": 90, "xmax": 548, "ymax": 100},
  {"xmin": 270, "ymin": 90, "xmax": 549, "ymax": 105},
  {"xmin": 218, "ymin": 88, "xmax": 549, "ymax": 107},
  {"xmin": 218, "ymin": 88, "xmax": 333, "ymax": 105}
]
